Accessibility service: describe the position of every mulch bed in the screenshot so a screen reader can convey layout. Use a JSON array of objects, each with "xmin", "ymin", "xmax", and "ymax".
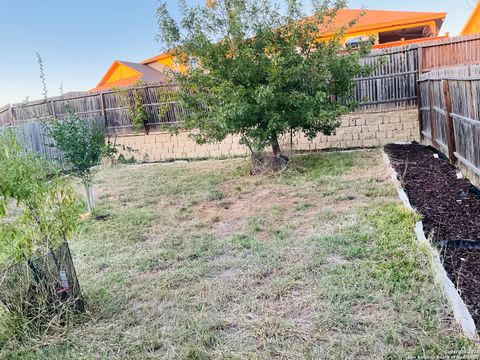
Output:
[{"xmin": 384, "ymin": 143, "xmax": 480, "ymax": 329}]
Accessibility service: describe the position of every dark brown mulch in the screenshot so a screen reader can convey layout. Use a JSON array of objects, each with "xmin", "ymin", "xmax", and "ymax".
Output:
[
  {"xmin": 384, "ymin": 144, "xmax": 480, "ymax": 242},
  {"xmin": 384, "ymin": 143, "xmax": 480, "ymax": 329},
  {"xmin": 441, "ymin": 248, "xmax": 480, "ymax": 326}
]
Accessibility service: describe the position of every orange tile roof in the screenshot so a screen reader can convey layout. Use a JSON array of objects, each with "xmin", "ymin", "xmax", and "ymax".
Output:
[
  {"xmin": 91, "ymin": 60, "xmax": 170, "ymax": 92},
  {"xmin": 141, "ymin": 9, "xmax": 446, "ymax": 63},
  {"xmin": 141, "ymin": 53, "xmax": 173, "ymax": 65},
  {"xmin": 313, "ymin": 8, "xmax": 446, "ymax": 36}
]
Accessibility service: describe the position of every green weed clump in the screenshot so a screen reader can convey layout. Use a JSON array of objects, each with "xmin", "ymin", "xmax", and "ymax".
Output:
[{"xmin": 0, "ymin": 131, "xmax": 83, "ymax": 347}]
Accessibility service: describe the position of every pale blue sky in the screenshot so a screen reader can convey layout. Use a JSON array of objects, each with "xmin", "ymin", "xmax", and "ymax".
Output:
[{"xmin": 0, "ymin": 0, "xmax": 475, "ymax": 105}]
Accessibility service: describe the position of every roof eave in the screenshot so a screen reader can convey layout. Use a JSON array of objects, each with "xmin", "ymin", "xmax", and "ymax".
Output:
[
  {"xmin": 140, "ymin": 53, "xmax": 172, "ymax": 65},
  {"xmin": 95, "ymin": 61, "xmax": 143, "ymax": 88},
  {"xmin": 320, "ymin": 13, "xmax": 446, "ymax": 38}
]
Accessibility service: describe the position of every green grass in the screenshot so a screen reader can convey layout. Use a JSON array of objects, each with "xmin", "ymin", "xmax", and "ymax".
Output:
[{"xmin": 0, "ymin": 151, "xmax": 473, "ymax": 359}]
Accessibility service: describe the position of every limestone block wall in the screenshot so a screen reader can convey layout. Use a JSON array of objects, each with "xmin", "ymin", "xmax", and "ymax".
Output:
[{"xmin": 113, "ymin": 108, "xmax": 419, "ymax": 162}]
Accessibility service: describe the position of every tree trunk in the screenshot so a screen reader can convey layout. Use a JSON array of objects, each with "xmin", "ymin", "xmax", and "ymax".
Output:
[
  {"xmin": 83, "ymin": 181, "xmax": 94, "ymax": 213},
  {"xmin": 271, "ymin": 134, "xmax": 281, "ymax": 156}
]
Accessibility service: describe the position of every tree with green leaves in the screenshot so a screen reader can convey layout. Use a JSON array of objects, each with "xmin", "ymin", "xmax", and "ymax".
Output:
[
  {"xmin": 0, "ymin": 131, "xmax": 81, "ymax": 263},
  {"xmin": 157, "ymin": 0, "xmax": 371, "ymax": 165},
  {"xmin": 47, "ymin": 110, "xmax": 115, "ymax": 213}
]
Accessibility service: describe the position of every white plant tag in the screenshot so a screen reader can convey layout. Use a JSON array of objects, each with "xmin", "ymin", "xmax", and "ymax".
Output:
[{"xmin": 59, "ymin": 271, "xmax": 69, "ymax": 289}]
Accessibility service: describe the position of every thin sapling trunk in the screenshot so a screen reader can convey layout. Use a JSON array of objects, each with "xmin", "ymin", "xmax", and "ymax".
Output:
[{"xmin": 83, "ymin": 180, "xmax": 94, "ymax": 213}]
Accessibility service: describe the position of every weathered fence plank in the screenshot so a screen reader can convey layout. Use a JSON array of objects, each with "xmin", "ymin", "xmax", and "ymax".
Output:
[
  {"xmin": 443, "ymin": 80, "xmax": 457, "ymax": 164},
  {"xmin": 0, "ymin": 117, "xmax": 104, "ymax": 163},
  {"xmin": 1, "ymin": 84, "xmax": 181, "ymax": 136},
  {"xmin": 421, "ymin": 34, "xmax": 480, "ymax": 73},
  {"xmin": 419, "ymin": 65, "xmax": 480, "ymax": 177}
]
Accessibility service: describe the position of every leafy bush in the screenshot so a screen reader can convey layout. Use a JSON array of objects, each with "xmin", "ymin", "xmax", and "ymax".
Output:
[
  {"xmin": 0, "ymin": 131, "xmax": 83, "ymax": 344},
  {"xmin": 113, "ymin": 86, "xmax": 149, "ymax": 134},
  {"xmin": 129, "ymin": 89, "xmax": 149, "ymax": 133},
  {"xmin": 0, "ymin": 130, "xmax": 81, "ymax": 263}
]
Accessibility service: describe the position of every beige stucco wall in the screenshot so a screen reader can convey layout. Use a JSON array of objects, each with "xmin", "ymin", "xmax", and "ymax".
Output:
[{"xmin": 113, "ymin": 108, "xmax": 419, "ymax": 162}]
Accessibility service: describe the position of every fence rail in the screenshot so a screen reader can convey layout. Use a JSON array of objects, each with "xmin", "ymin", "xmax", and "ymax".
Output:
[{"xmin": 419, "ymin": 65, "xmax": 480, "ymax": 177}]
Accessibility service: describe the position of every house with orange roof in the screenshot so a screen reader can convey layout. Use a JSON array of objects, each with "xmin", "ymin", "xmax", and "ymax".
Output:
[
  {"xmin": 462, "ymin": 1, "xmax": 480, "ymax": 36},
  {"xmin": 91, "ymin": 8, "xmax": 446, "ymax": 92},
  {"xmin": 317, "ymin": 9, "xmax": 446, "ymax": 48},
  {"xmin": 91, "ymin": 60, "xmax": 173, "ymax": 92}
]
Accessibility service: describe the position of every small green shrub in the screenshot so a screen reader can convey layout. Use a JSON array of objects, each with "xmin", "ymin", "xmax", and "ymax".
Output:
[
  {"xmin": 0, "ymin": 131, "xmax": 81, "ymax": 262},
  {"xmin": 47, "ymin": 112, "xmax": 116, "ymax": 212},
  {"xmin": 117, "ymin": 154, "xmax": 137, "ymax": 164}
]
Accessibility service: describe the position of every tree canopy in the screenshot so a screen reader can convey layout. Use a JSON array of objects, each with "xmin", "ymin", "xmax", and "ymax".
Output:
[{"xmin": 157, "ymin": 0, "xmax": 371, "ymax": 156}]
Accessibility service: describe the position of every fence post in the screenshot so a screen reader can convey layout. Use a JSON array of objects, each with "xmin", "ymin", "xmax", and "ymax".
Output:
[
  {"xmin": 418, "ymin": 45, "xmax": 423, "ymax": 75},
  {"xmin": 443, "ymin": 80, "xmax": 457, "ymax": 165},
  {"xmin": 100, "ymin": 93, "xmax": 108, "ymax": 130},
  {"xmin": 467, "ymin": 67, "xmax": 479, "ymax": 168},
  {"xmin": 50, "ymin": 100, "xmax": 56, "ymax": 119},
  {"xmin": 429, "ymin": 80, "xmax": 437, "ymax": 148},
  {"xmin": 417, "ymin": 81, "xmax": 423, "ymax": 141},
  {"xmin": 9, "ymin": 105, "xmax": 16, "ymax": 125},
  {"xmin": 417, "ymin": 46, "xmax": 424, "ymax": 141}
]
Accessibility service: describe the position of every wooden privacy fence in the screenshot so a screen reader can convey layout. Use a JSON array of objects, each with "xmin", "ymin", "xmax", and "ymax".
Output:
[
  {"xmin": 4, "ymin": 34, "xmax": 480, "ymax": 136},
  {"xmin": 0, "ymin": 117, "xmax": 104, "ymax": 163},
  {"xmin": 354, "ymin": 45, "xmax": 419, "ymax": 112},
  {"xmin": 0, "ymin": 84, "xmax": 184, "ymax": 135},
  {"xmin": 355, "ymin": 34, "xmax": 480, "ymax": 113},
  {"xmin": 418, "ymin": 65, "xmax": 480, "ymax": 176},
  {"xmin": 0, "ymin": 45, "xmax": 426, "ymax": 134},
  {"xmin": 419, "ymin": 33, "xmax": 480, "ymax": 73}
]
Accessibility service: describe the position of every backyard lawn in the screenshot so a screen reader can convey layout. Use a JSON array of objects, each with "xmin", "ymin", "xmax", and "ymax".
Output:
[{"xmin": 2, "ymin": 150, "xmax": 473, "ymax": 359}]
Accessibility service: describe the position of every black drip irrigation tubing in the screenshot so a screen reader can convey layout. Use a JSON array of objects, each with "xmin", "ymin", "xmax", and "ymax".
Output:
[{"xmin": 437, "ymin": 240, "xmax": 480, "ymax": 250}]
